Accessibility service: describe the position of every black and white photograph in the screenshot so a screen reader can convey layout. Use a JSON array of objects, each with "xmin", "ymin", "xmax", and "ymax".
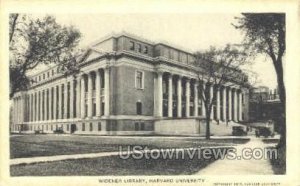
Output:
[{"xmin": 1, "ymin": 0, "xmax": 300, "ymax": 185}]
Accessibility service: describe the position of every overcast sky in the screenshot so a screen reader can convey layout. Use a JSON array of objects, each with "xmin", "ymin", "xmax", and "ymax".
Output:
[{"xmin": 36, "ymin": 13, "xmax": 278, "ymax": 89}]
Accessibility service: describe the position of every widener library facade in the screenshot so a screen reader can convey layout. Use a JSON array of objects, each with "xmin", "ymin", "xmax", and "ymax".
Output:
[{"xmin": 11, "ymin": 33, "xmax": 249, "ymax": 136}]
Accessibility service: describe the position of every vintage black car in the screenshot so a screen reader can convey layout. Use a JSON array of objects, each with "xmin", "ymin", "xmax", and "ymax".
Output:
[
  {"xmin": 255, "ymin": 127, "xmax": 274, "ymax": 138},
  {"xmin": 53, "ymin": 127, "xmax": 64, "ymax": 134},
  {"xmin": 232, "ymin": 126, "xmax": 247, "ymax": 136}
]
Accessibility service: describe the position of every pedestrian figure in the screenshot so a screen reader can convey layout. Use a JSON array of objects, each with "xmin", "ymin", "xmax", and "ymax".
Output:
[{"xmin": 255, "ymin": 129, "xmax": 259, "ymax": 137}]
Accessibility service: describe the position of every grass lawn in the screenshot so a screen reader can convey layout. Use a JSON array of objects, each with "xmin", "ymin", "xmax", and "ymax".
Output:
[
  {"xmin": 262, "ymin": 138, "xmax": 285, "ymax": 174},
  {"xmin": 10, "ymin": 134, "xmax": 249, "ymax": 159},
  {"xmin": 11, "ymin": 148, "xmax": 232, "ymax": 176}
]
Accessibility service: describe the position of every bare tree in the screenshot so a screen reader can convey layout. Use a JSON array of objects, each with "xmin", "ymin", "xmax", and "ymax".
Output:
[
  {"xmin": 9, "ymin": 14, "xmax": 81, "ymax": 99},
  {"xmin": 195, "ymin": 44, "xmax": 250, "ymax": 139}
]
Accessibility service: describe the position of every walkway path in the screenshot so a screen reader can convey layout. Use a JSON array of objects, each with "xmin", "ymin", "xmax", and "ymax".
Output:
[
  {"xmin": 10, "ymin": 151, "xmax": 121, "ymax": 166},
  {"xmin": 10, "ymin": 145, "xmax": 232, "ymax": 166},
  {"xmin": 196, "ymin": 137, "xmax": 277, "ymax": 175}
]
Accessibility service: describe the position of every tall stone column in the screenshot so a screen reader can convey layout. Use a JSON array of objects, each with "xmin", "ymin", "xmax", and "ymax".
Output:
[
  {"xmin": 39, "ymin": 91, "xmax": 42, "ymax": 121},
  {"xmin": 17, "ymin": 98, "xmax": 19, "ymax": 123},
  {"xmin": 104, "ymin": 67, "xmax": 110, "ymax": 116},
  {"xmin": 234, "ymin": 89, "xmax": 238, "ymax": 122},
  {"xmin": 210, "ymin": 85, "xmax": 214, "ymax": 120},
  {"xmin": 53, "ymin": 86, "xmax": 57, "ymax": 120},
  {"xmin": 25, "ymin": 95, "xmax": 28, "ymax": 122},
  {"xmin": 58, "ymin": 85, "xmax": 62, "ymax": 119},
  {"xmin": 48, "ymin": 88, "xmax": 52, "ymax": 121},
  {"xmin": 44, "ymin": 90, "xmax": 48, "ymax": 121},
  {"xmin": 239, "ymin": 91, "xmax": 243, "ymax": 121},
  {"xmin": 34, "ymin": 94, "xmax": 36, "ymax": 122},
  {"xmin": 17, "ymin": 97, "xmax": 20, "ymax": 124},
  {"xmin": 13, "ymin": 98, "xmax": 15, "ymax": 124},
  {"xmin": 168, "ymin": 74, "xmax": 173, "ymax": 117},
  {"xmin": 228, "ymin": 88, "xmax": 232, "ymax": 121},
  {"xmin": 96, "ymin": 70, "xmax": 101, "ymax": 117},
  {"xmin": 185, "ymin": 79, "xmax": 190, "ymax": 117},
  {"xmin": 156, "ymin": 71, "xmax": 163, "ymax": 117},
  {"xmin": 64, "ymin": 82, "xmax": 68, "ymax": 119},
  {"xmin": 29, "ymin": 94, "xmax": 32, "ymax": 122},
  {"xmin": 70, "ymin": 79, "xmax": 74, "ymax": 119},
  {"xmin": 222, "ymin": 87, "xmax": 227, "ymax": 122},
  {"xmin": 216, "ymin": 87, "xmax": 221, "ymax": 120},
  {"xmin": 34, "ymin": 93, "xmax": 36, "ymax": 121},
  {"xmin": 40, "ymin": 91, "xmax": 43, "ymax": 121},
  {"xmin": 80, "ymin": 76, "xmax": 85, "ymax": 118},
  {"xmin": 76, "ymin": 77, "xmax": 81, "ymax": 118},
  {"xmin": 17, "ymin": 98, "xmax": 20, "ymax": 123},
  {"xmin": 202, "ymin": 82, "xmax": 206, "ymax": 117},
  {"xmin": 88, "ymin": 73, "xmax": 93, "ymax": 118},
  {"xmin": 14, "ymin": 98, "xmax": 16, "ymax": 124},
  {"xmin": 20, "ymin": 97, "xmax": 22, "ymax": 123},
  {"xmin": 31, "ymin": 94, "xmax": 33, "ymax": 122},
  {"xmin": 17, "ymin": 96, "xmax": 21, "ymax": 124},
  {"xmin": 18, "ymin": 96, "xmax": 21, "ymax": 124},
  {"xmin": 194, "ymin": 81, "xmax": 199, "ymax": 117},
  {"xmin": 177, "ymin": 76, "xmax": 182, "ymax": 117}
]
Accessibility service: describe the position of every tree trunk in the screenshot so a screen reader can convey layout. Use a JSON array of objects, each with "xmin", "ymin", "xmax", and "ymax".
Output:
[
  {"xmin": 206, "ymin": 109, "xmax": 211, "ymax": 140},
  {"xmin": 273, "ymin": 58, "xmax": 286, "ymax": 149}
]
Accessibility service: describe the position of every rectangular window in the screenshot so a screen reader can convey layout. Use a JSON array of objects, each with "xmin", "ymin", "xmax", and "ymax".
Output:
[
  {"xmin": 52, "ymin": 69, "xmax": 54, "ymax": 75},
  {"xmin": 67, "ymin": 124, "xmax": 69, "ymax": 131},
  {"xmin": 47, "ymin": 72, "xmax": 50, "ymax": 78},
  {"xmin": 135, "ymin": 122, "xmax": 139, "ymax": 131},
  {"xmin": 43, "ymin": 74, "xmax": 45, "ymax": 79},
  {"xmin": 135, "ymin": 71, "xmax": 144, "ymax": 89},
  {"xmin": 90, "ymin": 123, "xmax": 93, "ymax": 131},
  {"xmin": 144, "ymin": 46, "xmax": 148, "ymax": 54},
  {"xmin": 134, "ymin": 122, "xmax": 145, "ymax": 131},
  {"xmin": 93, "ymin": 103, "xmax": 96, "ymax": 116},
  {"xmin": 98, "ymin": 122, "xmax": 101, "ymax": 131},
  {"xmin": 82, "ymin": 123, "xmax": 85, "ymax": 131},
  {"xmin": 136, "ymin": 102, "xmax": 142, "ymax": 115},
  {"xmin": 141, "ymin": 122, "xmax": 145, "ymax": 131},
  {"xmin": 129, "ymin": 41, "xmax": 135, "ymax": 50},
  {"xmin": 137, "ymin": 43, "xmax": 142, "ymax": 52},
  {"xmin": 101, "ymin": 102, "xmax": 105, "ymax": 116}
]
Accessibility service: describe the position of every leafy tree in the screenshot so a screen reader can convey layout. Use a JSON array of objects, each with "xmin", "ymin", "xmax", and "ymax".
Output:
[
  {"xmin": 234, "ymin": 13, "xmax": 286, "ymax": 148},
  {"xmin": 9, "ymin": 14, "xmax": 81, "ymax": 99},
  {"xmin": 195, "ymin": 44, "xmax": 250, "ymax": 139}
]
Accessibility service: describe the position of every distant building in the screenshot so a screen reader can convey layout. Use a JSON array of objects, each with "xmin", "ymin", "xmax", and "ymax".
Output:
[
  {"xmin": 249, "ymin": 86, "xmax": 283, "ymax": 132},
  {"xmin": 11, "ymin": 32, "xmax": 250, "ymax": 136}
]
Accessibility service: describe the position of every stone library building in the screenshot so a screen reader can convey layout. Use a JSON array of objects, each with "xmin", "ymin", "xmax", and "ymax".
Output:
[{"xmin": 11, "ymin": 33, "xmax": 250, "ymax": 136}]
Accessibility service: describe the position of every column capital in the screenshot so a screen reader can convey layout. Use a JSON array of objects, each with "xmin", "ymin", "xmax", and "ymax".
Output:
[
  {"xmin": 88, "ymin": 71, "xmax": 94, "ymax": 76},
  {"xmin": 104, "ymin": 64, "xmax": 111, "ymax": 70},
  {"xmin": 156, "ymin": 70, "xmax": 164, "ymax": 76}
]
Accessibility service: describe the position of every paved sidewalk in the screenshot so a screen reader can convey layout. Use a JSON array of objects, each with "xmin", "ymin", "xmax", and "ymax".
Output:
[
  {"xmin": 10, "ymin": 151, "xmax": 121, "ymax": 166},
  {"xmin": 10, "ymin": 146, "xmax": 233, "ymax": 166},
  {"xmin": 196, "ymin": 137, "xmax": 277, "ymax": 175}
]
